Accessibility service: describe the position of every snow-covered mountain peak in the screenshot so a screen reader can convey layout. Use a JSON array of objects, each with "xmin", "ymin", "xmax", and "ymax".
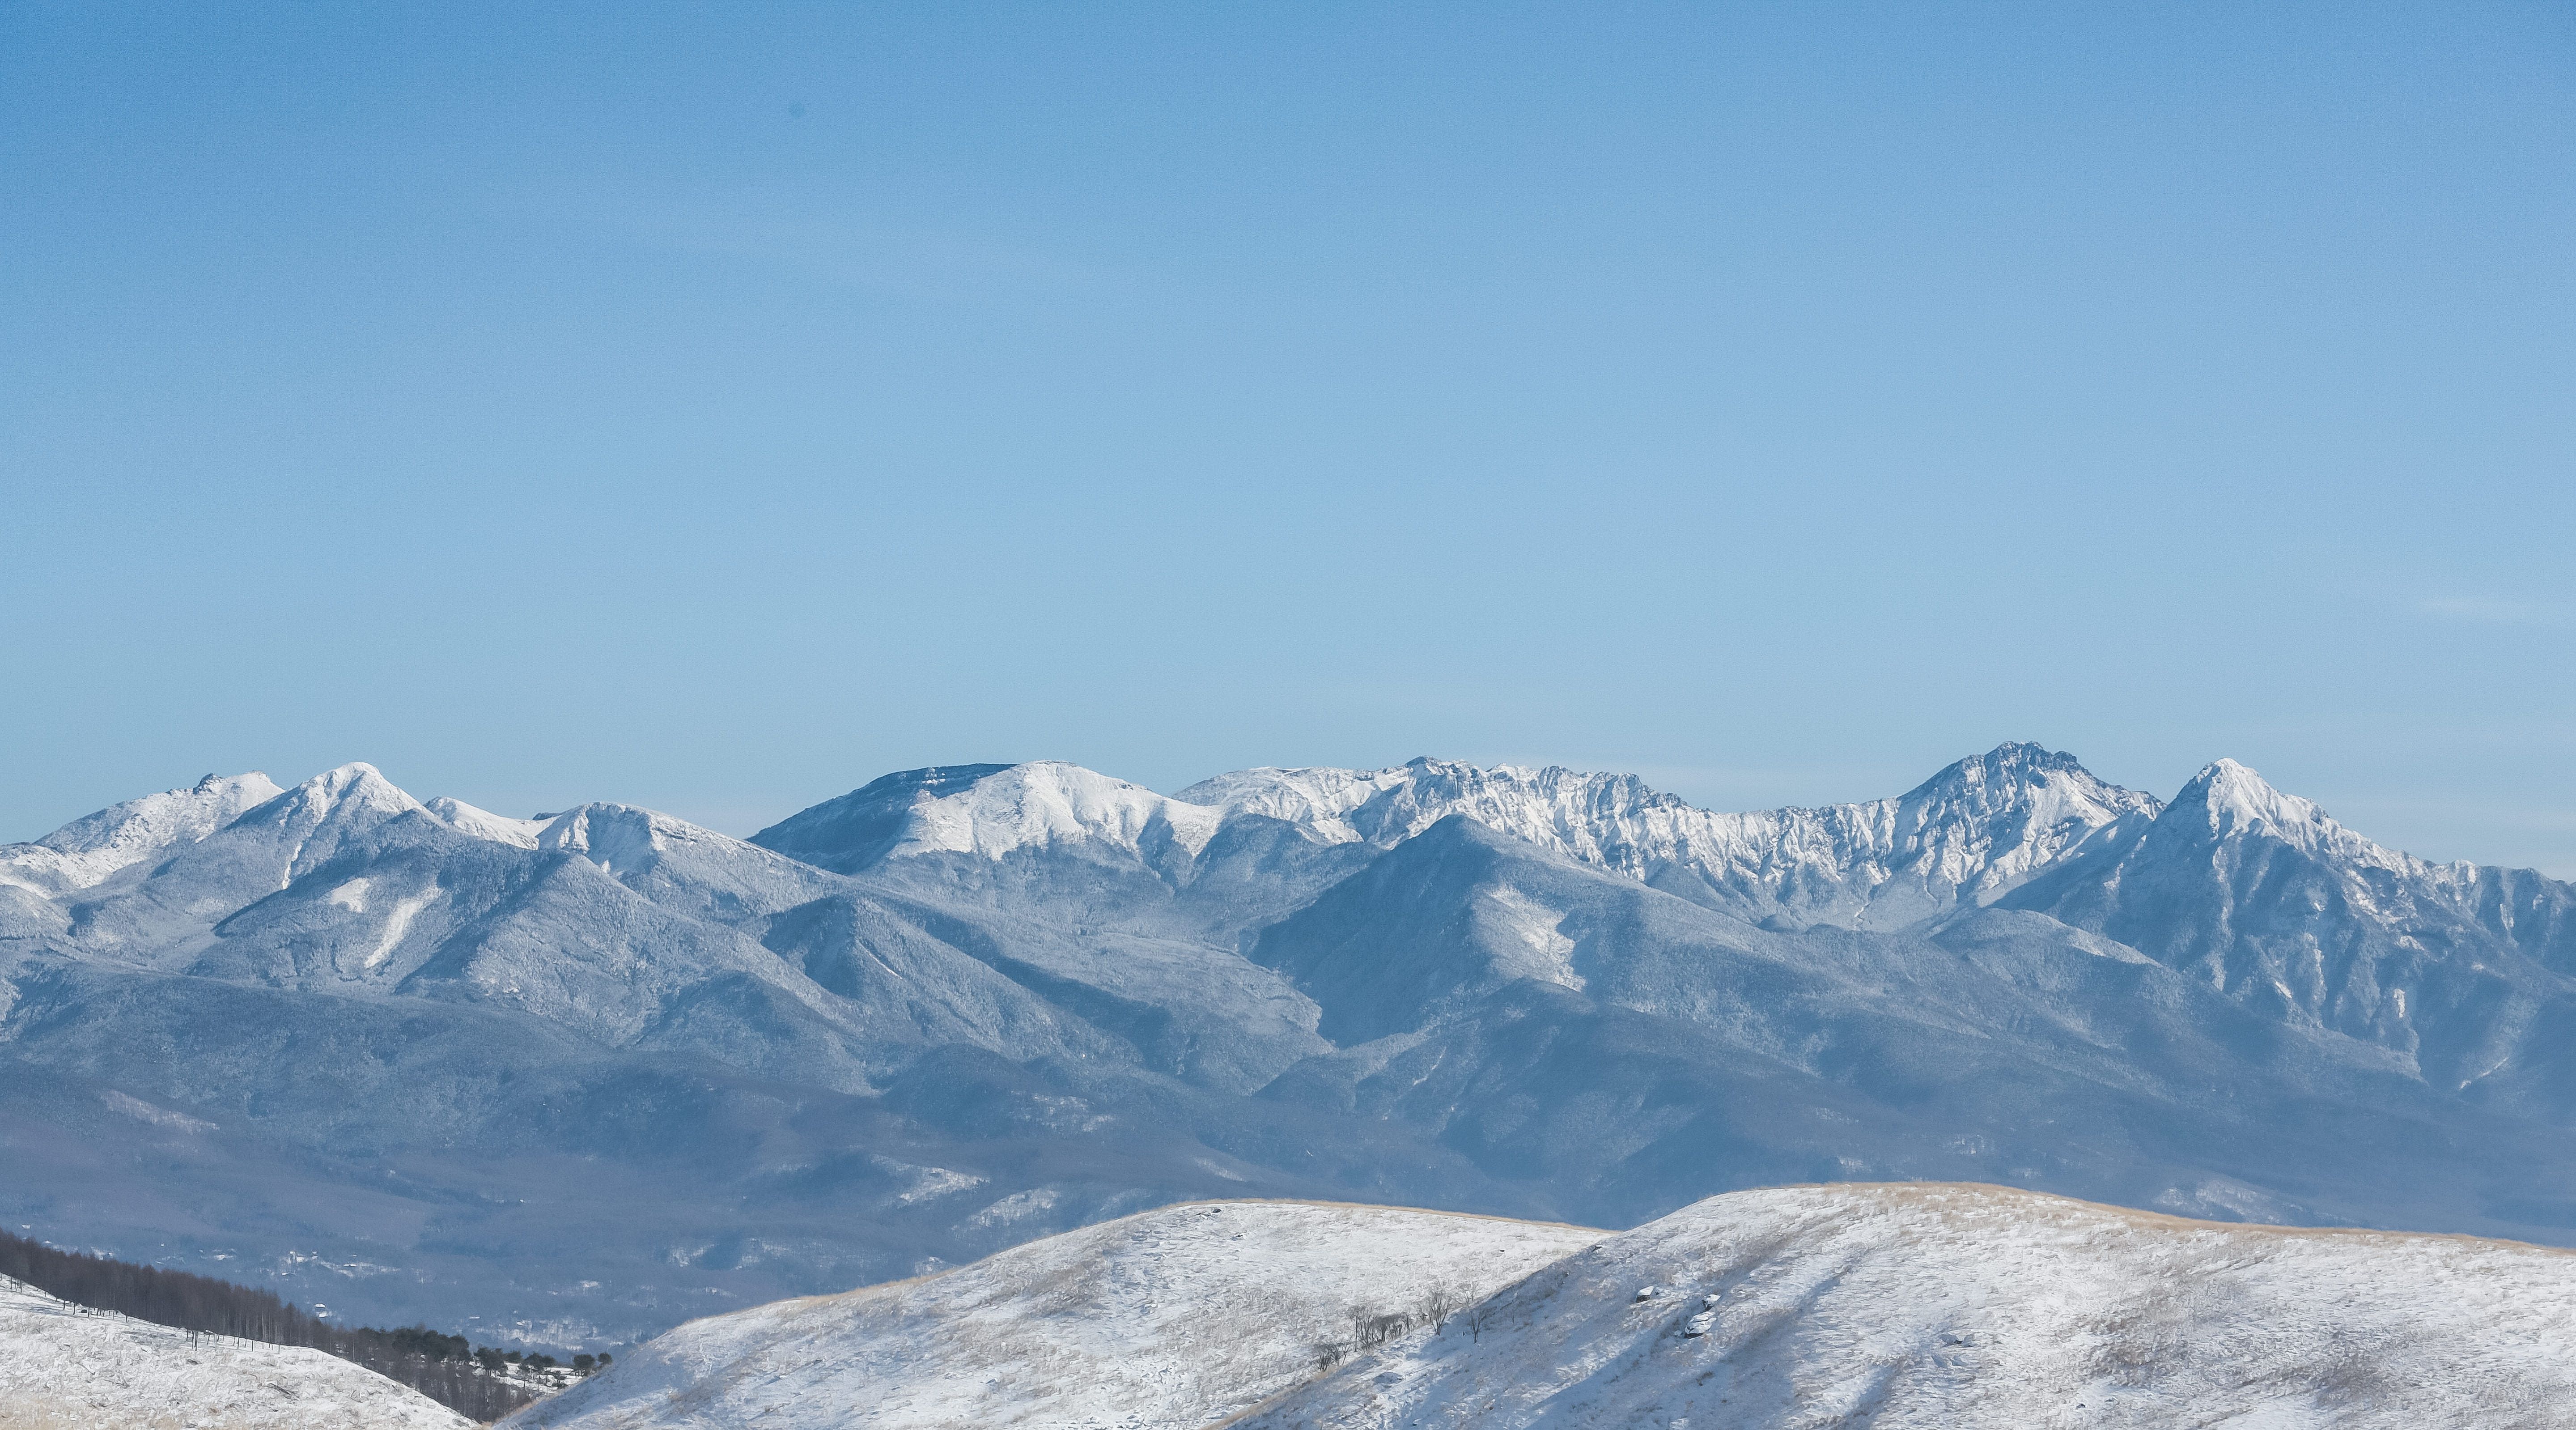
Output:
[
  {"xmin": 1172, "ymin": 762, "xmax": 1421, "ymax": 842},
  {"xmin": 1897, "ymin": 741, "xmax": 2149, "ymax": 816},
  {"xmin": 756, "ymin": 761, "xmax": 1224, "ymax": 869},
  {"xmin": 536, "ymin": 803, "xmax": 801, "ymax": 883},
  {"xmin": 894, "ymin": 761, "xmax": 1222, "ymax": 861},
  {"xmin": 168, "ymin": 762, "xmax": 438, "ymax": 891},
  {"xmin": 33, "ymin": 770, "xmax": 287, "ymax": 856},
  {"xmin": 424, "ymin": 796, "xmax": 546, "ymax": 848},
  {"xmin": 1998, "ymin": 755, "xmax": 2566, "ymax": 1057},
  {"xmin": 1183, "ymin": 757, "xmax": 1684, "ymax": 857},
  {"xmin": 267, "ymin": 762, "xmax": 425, "ymax": 826},
  {"xmin": 2193, "ymin": 758, "xmax": 2308, "ymax": 829},
  {"xmin": 535, "ymin": 804, "xmax": 669, "ymax": 874},
  {"xmin": 2166, "ymin": 758, "xmax": 2435, "ymax": 877},
  {"xmin": 1881, "ymin": 743, "xmax": 2162, "ymax": 897},
  {"xmin": 1, "ymin": 770, "xmax": 285, "ymax": 894},
  {"xmin": 749, "ymin": 764, "xmax": 1017, "ymax": 872}
]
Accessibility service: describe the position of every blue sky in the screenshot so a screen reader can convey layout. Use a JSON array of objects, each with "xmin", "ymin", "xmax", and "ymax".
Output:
[{"xmin": 5, "ymin": 3, "xmax": 2572, "ymax": 872}]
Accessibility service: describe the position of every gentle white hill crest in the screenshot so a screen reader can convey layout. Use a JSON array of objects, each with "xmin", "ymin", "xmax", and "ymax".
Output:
[
  {"xmin": 503, "ymin": 1200, "xmax": 1604, "ymax": 1430},
  {"xmin": 1244, "ymin": 1183, "xmax": 2576, "ymax": 1430},
  {"xmin": 0, "ymin": 1274, "xmax": 470, "ymax": 1430},
  {"xmin": 500, "ymin": 1185, "xmax": 2576, "ymax": 1430}
]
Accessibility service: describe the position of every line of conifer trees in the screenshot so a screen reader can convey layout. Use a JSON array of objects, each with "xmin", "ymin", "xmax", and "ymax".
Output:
[{"xmin": 0, "ymin": 1228, "xmax": 546, "ymax": 1421}]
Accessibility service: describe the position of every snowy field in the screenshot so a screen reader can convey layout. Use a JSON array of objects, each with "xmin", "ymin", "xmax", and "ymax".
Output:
[
  {"xmin": 0, "ymin": 1274, "xmax": 468, "ymax": 1430},
  {"xmin": 512, "ymin": 1185, "xmax": 2576, "ymax": 1430},
  {"xmin": 504, "ymin": 1200, "xmax": 1604, "ymax": 1430},
  {"xmin": 1248, "ymin": 1183, "xmax": 2576, "ymax": 1430}
]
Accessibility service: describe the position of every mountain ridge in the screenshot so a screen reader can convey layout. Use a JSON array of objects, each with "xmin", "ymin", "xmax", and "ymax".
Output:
[{"xmin": 8, "ymin": 742, "xmax": 2576, "ymax": 1346}]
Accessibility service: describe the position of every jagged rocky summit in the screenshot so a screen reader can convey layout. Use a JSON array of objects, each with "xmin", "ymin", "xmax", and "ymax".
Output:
[{"xmin": 4, "ymin": 743, "xmax": 2575, "ymax": 1345}]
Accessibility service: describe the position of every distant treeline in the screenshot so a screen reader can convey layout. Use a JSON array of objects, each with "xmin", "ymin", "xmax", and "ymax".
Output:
[{"xmin": 0, "ymin": 1228, "xmax": 545, "ymax": 1421}]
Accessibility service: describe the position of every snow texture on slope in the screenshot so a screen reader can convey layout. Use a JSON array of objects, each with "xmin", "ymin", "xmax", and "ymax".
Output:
[
  {"xmin": 1246, "ymin": 1183, "xmax": 2576, "ymax": 1430},
  {"xmin": 504, "ymin": 1200, "xmax": 1604, "ymax": 1430},
  {"xmin": 0, "ymin": 1274, "xmax": 469, "ymax": 1430}
]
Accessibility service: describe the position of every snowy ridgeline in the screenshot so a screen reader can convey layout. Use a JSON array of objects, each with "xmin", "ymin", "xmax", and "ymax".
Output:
[
  {"xmin": 0, "ymin": 1273, "xmax": 470, "ymax": 1430},
  {"xmin": 510, "ymin": 1188, "xmax": 2576, "ymax": 1430}
]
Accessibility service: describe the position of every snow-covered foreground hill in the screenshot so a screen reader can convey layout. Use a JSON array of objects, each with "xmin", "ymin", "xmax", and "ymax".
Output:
[
  {"xmin": 1248, "ymin": 1184, "xmax": 2576, "ymax": 1430},
  {"xmin": 502, "ymin": 1202, "xmax": 1604, "ymax": 1430},
  {"xmin": 0, "ymin": 1274, "xmax": 468, "ymax": 1430},
  {"xmin": 516, "ymin": 1187, "xmax": 2576, "ymax": 1430}
]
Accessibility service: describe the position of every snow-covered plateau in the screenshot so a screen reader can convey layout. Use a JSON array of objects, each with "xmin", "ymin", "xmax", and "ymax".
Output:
[
  {"xmin": 512, "ymin": 1185, "xmax": 2576, "ymax": 1430},
  {"xmin": 5, "ymin": 743, "xmax": 2576, "ymax": 1348},
  {"xmin": 0, "ymin": 1273, "xmax": 469, "ymax": 1430}
]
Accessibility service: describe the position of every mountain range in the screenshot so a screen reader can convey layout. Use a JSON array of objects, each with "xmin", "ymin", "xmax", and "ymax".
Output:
[{"xmin": 4, "ymin": 743, "xmax": 2574, "ymax": 1346}]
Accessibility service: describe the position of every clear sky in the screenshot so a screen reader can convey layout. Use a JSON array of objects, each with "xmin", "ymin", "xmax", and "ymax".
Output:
[{"xmin": 5, "ymin": 3, "xmax": 2572, "ymax": 872}]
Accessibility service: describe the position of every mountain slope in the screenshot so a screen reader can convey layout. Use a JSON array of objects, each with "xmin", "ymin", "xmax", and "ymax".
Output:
[
  {"xmin": 503, "ymin": 1201, "xmax": 1604, "ymax": 1430},
  {"xmin": 1246, "ymin": 814, "xmax": 2576, "ymax": 1234},
  {"xmin": 2007, "ymin": 758, "xmax": 2576, "ymax": 1105},
  {"xmin": 1247, "ymin": 1183, "xmax": 2576, "ymax": 1430},
  {"xmin": 0, "ymin": 1274, "xmax": 470, "ymax": 1430},
  {"xmin": 506, "ymin": 1187, "xmax": 2576, "ymax": 1430},
  {"xmin": 0, "ymin": 772, "xmax": 285, "ymax": 898}
]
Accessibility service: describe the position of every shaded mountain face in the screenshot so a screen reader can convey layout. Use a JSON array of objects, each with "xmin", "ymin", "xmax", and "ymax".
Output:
[{"xmin": 6, "ymin": 745, "xmax": 2576, "ymax": 1346}]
